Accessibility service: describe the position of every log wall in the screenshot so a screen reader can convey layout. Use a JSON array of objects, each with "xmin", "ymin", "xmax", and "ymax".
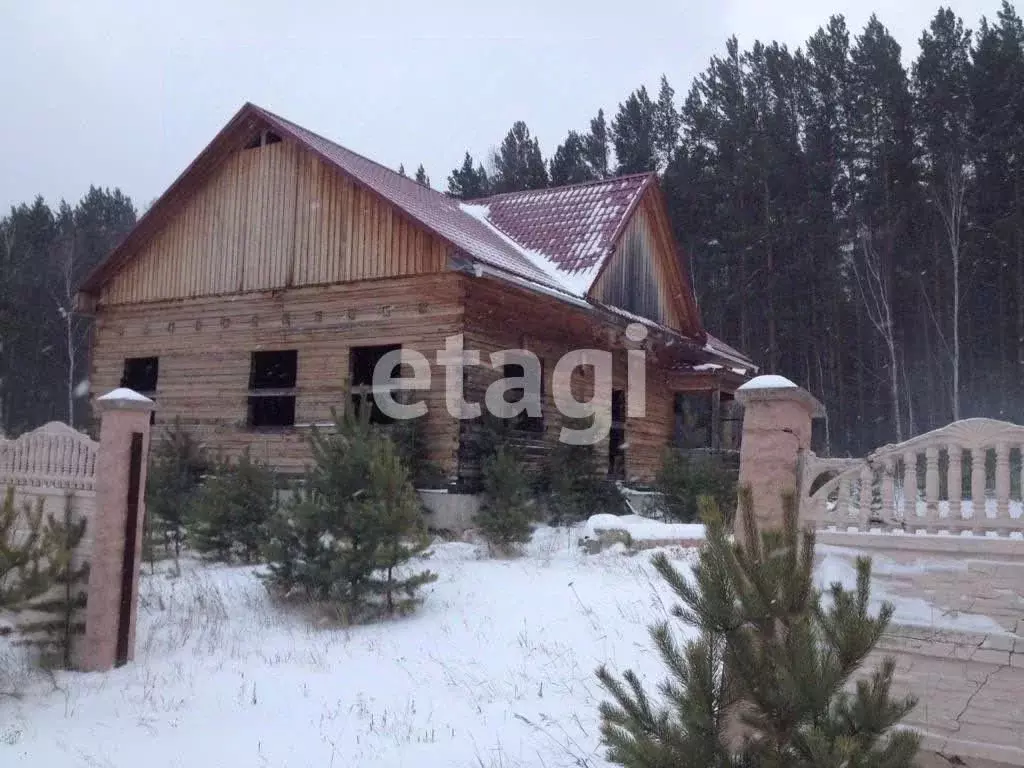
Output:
[
  {"xmin": 461, "ymin": 277, "xmax": 676, "ymax": 484},
  {"xmin": 90, "ymin": 274, "xmax": 465, "ymax": 476},
  {"xmin": 99, "ymin": 141, "xmax": 449, "ymax": 306}
]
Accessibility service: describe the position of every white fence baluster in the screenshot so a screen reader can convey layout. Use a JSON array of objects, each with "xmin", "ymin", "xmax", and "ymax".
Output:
[
  {"xmin": 837, "ymin": 475, "xmax": 850, "ymax": 527},
  {"xmin": 925, "ymin": 445, "xmax": 939, "ymax": 531},
  {"xmin": 880, "ymin": 457, "xmax": 895, "ymax": 525},
  {"xmin": 996, "ymin": 442, "xmax": 1010, "ymax": 521},
  {"xmin": 859, "ymin": 464, "xmax": 873, "ymax": 531},
  {"xmin": 948, "ymin": 444, "xmax": 963, "ymax": 521},
  {"xmin": 971, "ymin": 447, "xmax": 987, "ymax": 533},
  {"xmin": 903, "ymin": 451, "xmax": 917, "ymax": 527}
]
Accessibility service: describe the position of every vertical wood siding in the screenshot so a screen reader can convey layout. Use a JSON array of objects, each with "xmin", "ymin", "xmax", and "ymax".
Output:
[
  {"xmin": 99, "ymin": 141, "xmax": 448, "ymax": 305},
  {"xmin": 590, "ymin": 198, "xmax": 683, "ymax": 332}
]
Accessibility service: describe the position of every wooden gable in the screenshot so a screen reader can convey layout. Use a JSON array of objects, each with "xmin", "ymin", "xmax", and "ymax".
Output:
[
  {"xmin": 98, "ymin": 137, "xmax": 450, "ymax": 307},
  {"xmin": 588, "ymin": 185, "xmax": 702, "ymax": 338}
]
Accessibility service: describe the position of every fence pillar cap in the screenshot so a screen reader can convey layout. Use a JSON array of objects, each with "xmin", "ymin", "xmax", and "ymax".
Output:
[
  {"xmin": 735, "ymin": 375, "xmax": 825, "ymax": 417},
  {"xmin": 96, "ymin": 388, "xmax": 155, "ymax": 413}
]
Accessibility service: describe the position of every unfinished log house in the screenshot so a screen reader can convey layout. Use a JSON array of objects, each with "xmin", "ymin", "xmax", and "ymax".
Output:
[{"xmin": 77, "ymin": 103, "xmax": 754, "ymax": 486}]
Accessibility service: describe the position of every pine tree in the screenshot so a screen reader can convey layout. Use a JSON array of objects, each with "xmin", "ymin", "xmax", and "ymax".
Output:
[
  {"xmin": 969, "ymin": 3, "xmax": 1024, "ymax": 421},
  {"xmin": 544, "ymin": 420, "xmax": 620, "ymax": 524},
  {"xmin": 189, "ymin": 450, "xmax": 276, "ymax": 563},
  {"xmin": 653, "ymin": 75, "xmax": 681, "ymax": 170},
  {"xmin": 15, "ymin": 494, "xmax": 88, "ymax": 668},
  {"xmin": 414, "ymin": 164, "xmax": 430, "ymax": 188},
  {"xmin": 913, "ymin": 8, "xmax": 973, "ymax": 423},
  {"xmin": 364, "ymin": 436, "xmax": 436, "ymax": 615},
  {"xmin": 391, "ymin": 418, "xmax": 447, "ymax": 488},
  {"xmin": 550, "ymin": 131, "xmax": 597, "ymax": 186},
  {"xmin": 596, "ymin": 490, "xmax": 919, "ymax": 767},
  {"xmin": 656, "ymin": 450, "xmax": 737, "ymax": 524},
  {"xmin": 398, "ymin": 163, "xmax": 407, "ymax": 177},
  {"xmin": 263, "ymin": 407, "xmax": 436, "ymax": 620},
  {"xmin": 146, "ymin": 420, "xmax": 209, "ymax": 562},
  {"xmin": 0, "ymin": 487, "xmax": 68, "ymax": 609},
  {"xmin": 446, "ymin": 152, "xmax": 490, "ymax": 199},
  {"xmin": 611, "ymin": 86, "xmax": 658, "ymax": 173},
  {"xmin": 475, "ymin": 446, "xmax": 534, "ymax": 554},
  {"xmin": 584, "ymin": 108, "xmax": 611, "ymax": 178},
  {"xmin": 491, "ymin": 121, "xmax": 548, "ymax": 193}
]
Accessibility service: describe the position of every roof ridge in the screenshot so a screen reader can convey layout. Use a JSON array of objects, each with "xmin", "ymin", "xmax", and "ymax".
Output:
[
  {"xmin": 249, "ymin": 103, "xmax": 460, "ymax": 209},
  {"xmin": 469, "ymin": 171, "xmax": 655, "ymax": 203}
]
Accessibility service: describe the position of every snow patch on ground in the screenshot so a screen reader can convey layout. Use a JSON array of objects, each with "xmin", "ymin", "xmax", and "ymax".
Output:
[
  {"xmin": 584, "ymin": 514, "xmax": 705, "ymax": 542},
  {"xmin": 816, "ymin": 550, "xmax": 1010, "ymax": 635}
]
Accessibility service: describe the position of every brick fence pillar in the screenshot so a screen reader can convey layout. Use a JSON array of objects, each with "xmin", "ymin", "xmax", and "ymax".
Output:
[
  {"xmin": 79, "ymin": 388, "xmax": 154, "ymax": 672},
  {"xmin": 734, "ymin": 375, "xmax": 823, "ymax": 543}
]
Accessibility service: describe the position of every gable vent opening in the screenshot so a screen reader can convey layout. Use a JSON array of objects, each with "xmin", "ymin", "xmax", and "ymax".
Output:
[{"xmin": 244, "ymin": 130, "xmax": 282, "ymax": 150}]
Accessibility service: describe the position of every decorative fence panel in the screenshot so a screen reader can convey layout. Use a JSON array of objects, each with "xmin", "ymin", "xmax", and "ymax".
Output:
[
  {"xmin": 0, "ymin": 421, "xmax": 97, "ymax": 491},
  {"xmin": 0, "ymin": 422, "xmax": 99, "ymax": 661},
  {"xmin": 801, "ymin": 418, "xmax": 1024, "ymax": 537}
]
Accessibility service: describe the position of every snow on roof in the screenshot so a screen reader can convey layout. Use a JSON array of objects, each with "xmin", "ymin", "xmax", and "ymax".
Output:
[
  {"xmin": 458, "ymin": 202, "xmax": 590, "ymax": 297},
  {"xmin": 468, "ymin": 174, "xmax": 652, "ymax": 295},
  {"xmin": 737, "ymin": 374, "xmax": 798, "ymax": 391},
  {"xmin": 97, "ymin": 387, "xmax": 154, "ymax": 403}
]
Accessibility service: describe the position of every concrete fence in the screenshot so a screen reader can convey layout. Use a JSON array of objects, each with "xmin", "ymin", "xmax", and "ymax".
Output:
[
  {"xmin": 0, "ymin": 389, "xmax": 154, "ymax": 671},
  {"xmin": 736, "ymin": 376, "xmax": 1024, "ymax": 768}
]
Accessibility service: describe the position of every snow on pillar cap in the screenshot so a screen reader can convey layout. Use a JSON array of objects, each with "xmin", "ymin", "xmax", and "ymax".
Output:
[
  {"xmin": 736, "ymin": 375, "xmax": 824, "ymax": 416},
  {"xmin": 96, "ymin": 388, "xmax": 155, "ymax": 411},
  {"xmin": 737, "ymin": 374, "xmax": 798, "ymax": 390}
]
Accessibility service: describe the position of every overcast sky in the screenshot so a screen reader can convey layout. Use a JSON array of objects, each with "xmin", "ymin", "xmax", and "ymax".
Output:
[{"xmin": 0, "ymin": 0, "xmax": 999, "ymax": 212}]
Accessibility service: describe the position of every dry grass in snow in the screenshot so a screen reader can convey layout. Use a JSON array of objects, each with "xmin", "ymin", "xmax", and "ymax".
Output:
[{"xmin": 2, "ymin": 527, "xmax": 699, "ymax": 767}]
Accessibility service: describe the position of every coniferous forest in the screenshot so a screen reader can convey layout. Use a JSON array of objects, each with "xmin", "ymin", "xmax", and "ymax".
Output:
[{"xmin": 4, "ymin": 4, "xmax": 1024, "ymax": 457}]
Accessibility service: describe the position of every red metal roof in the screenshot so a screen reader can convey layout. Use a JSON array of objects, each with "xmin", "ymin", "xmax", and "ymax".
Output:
[
  {"xmin": 253, "ymin": 106, "xmax": 572, "ymax": 294},
  {"xmin": 472, "ymin": 174, "xmax": 653, "ymax": 283},
  {"xmin": 78, "ymin": 104, "xmax": 756, "ymax": 368}
]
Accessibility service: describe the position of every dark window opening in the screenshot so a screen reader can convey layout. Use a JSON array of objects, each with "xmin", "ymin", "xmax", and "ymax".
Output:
[
  {"xmin": 250, "ymin": 350, "xmax": 297, "ymax": 390},
  {"xmin": 350, "ymin": 344, "xmax": 405, "ymax": 425},
  {"xmin": 501, "ymin": 362, "xmax": 543, "ymax": 433},
  {"xmin": 244, "ymin": 130, "xmax": 283, "ymax": 150},
  {"xmin": 248, "ymin": 350, "xmax": 297, "ymax": 428},
  {"xmin": 121, "ymin": 357, "xmax": 158, "ymax": 395},
  {"xmin": 719, "ymin": 393, "xmax": 742, "ymax": 451},
  {"xmin": 674, "ymin": 392, "xmax": 714, "ymax": 449},
  {"xmin": 608, "ymin": 389, "xmax": 626, "ymax": 478},
  {"xmin": 351, "ymin": 344, "xmax": 402, "ymax": 386},
  {"xmin": 248, "ymin": 395, "xmax": 296, "ymax": 428},
  {"xmin": 122, "ymin": 357, "xmax": 158, "ymax": 425}
]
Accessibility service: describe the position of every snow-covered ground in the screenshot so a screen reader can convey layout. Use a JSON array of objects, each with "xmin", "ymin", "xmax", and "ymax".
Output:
[
  {"xmin": 2, "ymin": 527, "xmax": 698, "ymax": 768},
  {"xmin": 2, "ymin": 520, "xmax": 1014, "ymax": 766}
]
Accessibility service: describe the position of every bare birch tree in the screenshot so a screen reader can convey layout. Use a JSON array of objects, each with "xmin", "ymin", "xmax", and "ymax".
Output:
[
  {"xmin": 932, "ymin": 162, "xmax": 967, "ymax": 422},
  {"xmin": 852, "ymin": 226, "xmax": 903, "ymax": 442},
  {"xmin": 51, "ymin": 215, "xmax": 83, "ymax": 426}
]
